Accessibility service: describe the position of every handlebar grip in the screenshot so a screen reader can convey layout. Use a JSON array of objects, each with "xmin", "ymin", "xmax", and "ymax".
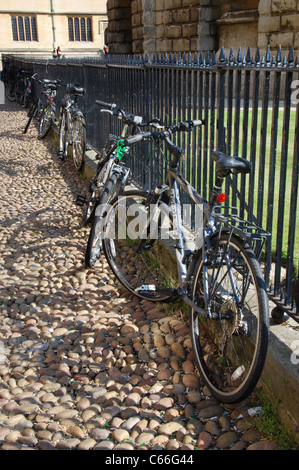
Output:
[
  {"xmin": 123, "ymin": 132, "xmax": 152, "ymax": 145},
  {"xmin": 192, "ymin": 120, "xmax": 203, "ymax": 126},
  {"xmin": 95, "ymin": 100, "xmax": 114, "ymax": 109}
]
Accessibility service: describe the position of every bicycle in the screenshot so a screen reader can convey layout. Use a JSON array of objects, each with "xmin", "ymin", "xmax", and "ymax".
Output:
[
  {"xmin": 3, "ymin": 64, "xmax": 18, "ymax": 102},
  {"xmin": 101, "ymin": 119, "xmax": 270, "ymax": 403},
  {"xmin": 82, "ymin": 100, "xmax": 160, "ymax": 268},
  {"xmin": 15, "ymin": 70, "xmax": 34, "ymax": 108},
  {"xmin": 23, "ymin": 77, "xmax": 59, "ymax": 138},
  {"xmin": 58, "ymin": 83, "xmax": 86, "ymax": 170}
]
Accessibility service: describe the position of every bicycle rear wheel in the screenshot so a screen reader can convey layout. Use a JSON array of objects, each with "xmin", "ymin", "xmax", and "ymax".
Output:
[
  {"xmin": 72, "ymin": 114, "xmax": 86, "ymax": 171},
  {"xmin": 5, "ymin": 82, "xmax": 16, "ymax": 102},
  {"xmin": 190, "ymin": 233, "xmax": 269, "ymax": 403},
  {"xmin": 103, "ymin": 190, "xmax": 175, "ymax": 301}
]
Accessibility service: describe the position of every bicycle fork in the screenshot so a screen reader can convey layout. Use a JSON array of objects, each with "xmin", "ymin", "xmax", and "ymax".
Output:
[{"xmin": 59, "ymin": 107, "xmax": 72, "ymax": 158}]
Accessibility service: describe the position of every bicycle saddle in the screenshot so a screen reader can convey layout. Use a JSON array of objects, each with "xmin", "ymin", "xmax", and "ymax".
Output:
[
  {"xmin": 211, "ymin": 151, "xmax": 252, "ymax": 176},
  {"xmin": 46, "ymin": 83, "xmax": 57, "ymax": 90},
  {"xmin": 67, "ymin": 85, "xmax": 85, "ymax": 96}
]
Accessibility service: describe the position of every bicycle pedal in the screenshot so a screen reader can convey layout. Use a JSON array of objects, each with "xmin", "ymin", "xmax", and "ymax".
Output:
[
  {"xmin": 75, "ymin": 195, "xmax": 87, "ymax": 206},
  {"xmin": 135, "ymin": 285, "xmax": 173, "ymax": 297}
]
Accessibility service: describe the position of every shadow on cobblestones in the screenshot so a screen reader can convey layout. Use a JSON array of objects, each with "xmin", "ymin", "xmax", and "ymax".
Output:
[{"xmin": 0, "ymin": 101, "xmax": 285, "ymax": 450}]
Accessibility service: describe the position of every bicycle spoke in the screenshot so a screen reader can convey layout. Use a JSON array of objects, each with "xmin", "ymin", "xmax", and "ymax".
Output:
[{"xmin": 191, "ymin": 234, "xmax": 268, "ymax": 403}]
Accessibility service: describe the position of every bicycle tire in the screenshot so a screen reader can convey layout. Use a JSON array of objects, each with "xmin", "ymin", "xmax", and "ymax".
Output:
[
  {"xmin": 84, "ymin": 161, "xmax": 108, "ymax": 225},
  {"xmin": 39, "ymin": 104, "xmax": 55, "ymax": 139},
  {"xmin": 190, "ymin": 232, "xmax": 269, "ymax": 403},
  {"xmin": 16, "ymin": 79, "xmax": 26, "ymax": 106},
  {"xmin": 84, "ymin": 135, "xmax": 119, "ymax": 225},
  {"xmin": 23, "ymin": 91, "xmax": 30, "ymax": 109},
  {"xmin": 58, "ymin": 110, "xmax": 67, "ymax": 158},
  {"xmin": 72, "ymin": 114, "xmax": 86, "ymax": 171},
  {"xmin": 85, "ymin": 172, "xmax": 122, "ymax": 268},
  {"xmin": 5, "ymin": 82, "xmax": 16, "ymax": 102},
  {"xmin": 23, "ymin": 100, "xmax": 38, "ymax": 134},
  {"xmin": 102, "ymin": 190, "xmax": 175, "ymax": 301}
]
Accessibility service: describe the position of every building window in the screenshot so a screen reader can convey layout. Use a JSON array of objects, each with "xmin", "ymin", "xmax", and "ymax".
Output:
[
  {"xmin": 68, "ymin": 17, "xmax": 92, "ymax": 42},
  {"xmin": 11, "ymin": 16, "xmax": 38, "ymax": 41}
]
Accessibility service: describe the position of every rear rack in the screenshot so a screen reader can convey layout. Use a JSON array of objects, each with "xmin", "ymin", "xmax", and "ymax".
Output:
[{"xmin": 212, "ymin": 205, "xmax": 271, "ymax": 243}]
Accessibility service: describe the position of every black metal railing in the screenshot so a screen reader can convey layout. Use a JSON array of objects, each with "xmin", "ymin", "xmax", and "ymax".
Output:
[{"xmin": 2, "ymin": 46, "xmax": 298, "ymax": 322}]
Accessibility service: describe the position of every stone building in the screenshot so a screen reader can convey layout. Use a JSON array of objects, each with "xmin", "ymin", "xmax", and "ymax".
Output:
[
  {"xmin": 0, "ymin": 0, "xmax": 108, "ymax": 59},
  {"xmin": 106, "ymin": 0, "xmax": 299, "ymax": 56}
]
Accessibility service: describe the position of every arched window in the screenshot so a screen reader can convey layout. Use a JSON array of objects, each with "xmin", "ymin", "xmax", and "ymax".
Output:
[
  {"xmin": 11, "ymin": 15, "xmax": 37, "ymax": 41},
  {"xmin": 11, "ymin": 16, "xmax": 18, "ymax": 41},
  {"xmin": 80, "ymin": 18, "xmax": 86, "ymax": 41},
  {"xmin": 74, "ymin": 18, "xmax": 80, "ymax": 41},
  {"xmin": 18, "ymin": 17, "xmax": 25, "ymax": 41},
  {"xmin": 68, "ymin": 18, "xmax": 74, "ymax": 41},
  {"xmin": 87, "ymin": 18, "xmax": 92, "ymax": 42},
  {"xmin": 68, "ymin": 17, "xmax": 93, "ymax": 42},
  {"xmin": 24, "ymin": 17, "xmax": 31, "ymax": 41},
  {"xmin": 31, "ymin": 17, "xmax": 38, "ymax": 41}
]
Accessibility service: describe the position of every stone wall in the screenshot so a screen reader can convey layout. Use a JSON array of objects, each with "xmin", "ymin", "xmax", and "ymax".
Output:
[
  {"xmin": 155, "ymin": 0, "xmax": 201, "ymax": 54},
  {"xmin": 258, "ymin": 0, "xmax": 299, "ymax": 54},
  {"xmin": 106, "ymin": 0, "xmax": 132, "ymax": 54},
  {"xmin": 106, "ymin": 0, "xmax": 299, "ymax": 56}
]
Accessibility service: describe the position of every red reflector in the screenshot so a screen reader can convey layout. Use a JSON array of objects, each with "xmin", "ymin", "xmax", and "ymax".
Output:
[
  {"xmin": 29, "ymin": 86, "xmax": 32, "ymax": 90},
  {"xmin": 217, "ymin": 193, "xmax": 227, "ymax": 203},
  {"xmin": 50, "ymin": 97, "xmax": 53, "ymax": 101}
]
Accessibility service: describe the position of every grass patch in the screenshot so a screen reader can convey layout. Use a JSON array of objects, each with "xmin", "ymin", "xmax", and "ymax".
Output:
[{"xmin": 252, "ymin": 389, "xmax": 298, "ymax": 450}]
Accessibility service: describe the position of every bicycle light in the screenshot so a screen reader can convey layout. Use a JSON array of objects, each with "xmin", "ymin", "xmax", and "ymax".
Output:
[{"xmin": 217, "ymin": 193, "xmax": 227, "ymax": 203}]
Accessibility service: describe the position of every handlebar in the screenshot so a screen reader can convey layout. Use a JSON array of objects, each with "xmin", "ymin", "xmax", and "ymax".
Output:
[
  {"xmin": 122, "ymin": 119, "xmax": 203, "ymax": 149},
  {"xmin": 95, "ymin": 100, "xmax": 143, "ymax": 125},
  {"xmin": 95, "ymin": 100, "xmax": 165, "ymax": 129},
  {"xmin": 119, "ymin": 119, "xmax": 204, "ymax": 160}
]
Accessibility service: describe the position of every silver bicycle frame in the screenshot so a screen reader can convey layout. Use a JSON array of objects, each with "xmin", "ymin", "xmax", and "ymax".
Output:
[{"xmin": 154, "ymin": 167, "xmax": 214, "ymax": 318}]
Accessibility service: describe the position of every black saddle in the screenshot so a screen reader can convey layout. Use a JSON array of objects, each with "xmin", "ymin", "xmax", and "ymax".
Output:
[
  {"xmin": 67, "ymin": 85, "xmax": 85, "ymax": 96},
  {"xmin": 211, "ymin": 151, "xmax": 252, "ymax": 177}
]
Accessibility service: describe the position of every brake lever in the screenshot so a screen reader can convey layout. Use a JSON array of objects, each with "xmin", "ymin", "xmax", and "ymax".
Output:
[{"xmin": 100, "ymin": 109, "xmax": 114, "ymax": 115}]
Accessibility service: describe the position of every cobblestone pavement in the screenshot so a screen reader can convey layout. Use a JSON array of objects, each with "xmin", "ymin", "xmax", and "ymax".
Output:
[{"xmin": 0, "ymin": 101, "xmax": 279, "ymax": 450}]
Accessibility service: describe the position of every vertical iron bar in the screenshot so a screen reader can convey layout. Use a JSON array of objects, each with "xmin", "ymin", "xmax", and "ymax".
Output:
[
  {"xmin": 286, "ymin": 97, "xmax": 299, "ymax": 306},
  {"xmin": 265, "ymin": 59, "xmax": 281, "ymax": 288},
  {"xmin": 274, "ymin": 67, "xmax": 293, "ymax": 299},
  {"xmin": 240, "ymin": 49, "xmax": 251, "ymax": 219}
]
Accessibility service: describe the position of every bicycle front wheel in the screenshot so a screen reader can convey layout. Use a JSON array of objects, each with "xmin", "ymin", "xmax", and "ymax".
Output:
[
  {"xmin": 23, "ymin": 100, "xmax": 38, "ymax": 134},
  {"xmin": 72, "ymin": 114, "xmax": 86, "ymax": 171},
  {"xmin": 58, "ymin": 110, "xmax": 67, "ymax": 158},
  {"xmin": 39, "ymin": 105, "xmax": 55, "ymax": 138},
  {"xmin": 103, "ymin": 190, "xmax": 176, "ymax": 301},
  {"xmin": 85, "ymin": 172, "xmax": 122, "ymax": 268},
  {"xmin": 190, "ymin": 233, "xmax": 269, "ymax": 403}
]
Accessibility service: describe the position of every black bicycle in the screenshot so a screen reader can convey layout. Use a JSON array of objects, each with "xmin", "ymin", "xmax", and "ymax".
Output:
[
  {"xmin": 15, "ymin": 70, "xmax": 34, "ymax": 108},
  {"xmin": 58, "ymin": 83, "xmax": 86, "ymax": 170},
  {"xmin": 23, "ymin": 77, "xmax": 59, "ymax": 138},
  {"xmin": 3, "ymin": 64, "xmax": 18, "ymax": 102},
  {"xmin": 101, "ymin": 119, "xmax": 270, "ymax": 403},
  {"xmin": 82, "ymin": 100, "xmax": 161, "ymax": 268}
]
